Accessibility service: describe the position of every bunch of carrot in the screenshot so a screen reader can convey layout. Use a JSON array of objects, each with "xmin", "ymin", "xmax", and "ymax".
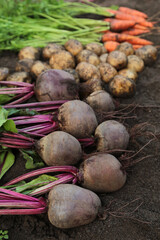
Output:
[{"xmin": 102, "ymin": 7, "xmax": 156, "ymax": 52}]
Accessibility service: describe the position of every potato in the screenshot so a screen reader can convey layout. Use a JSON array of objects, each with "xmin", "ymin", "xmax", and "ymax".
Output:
[
  {"xmin": 99, "ymin": 53, "xmax": 108, "ymax": 63},
  {"xmin": 0, "ymin": 67, "xmax": 9, "ymax": 81},
  {"xmin": 18, "ymin": 46, "xmax": 40, "ymax": 60},
  {"xmin": 118, "ymin": 68, "xmax": 138, "ymax": 82},
  {"xmin": 36, "ymin": 131, "xmax": 82, "ymax": 166},
  {"xmin": 127, "ymin": 55, "xmax": 144, "ymax": 72},
  {"xmin": 116, "ymin": 42, "xmax": 134, "ymax": 56},
  {"xmin": 99, "ymin": 63, "xmax": 117, "ymax": 83},
  {"xmin": 76, "ymin": 50, "xmax": 100, "ymax": 66},
  {"xmin": 42, "ymin": 43, "xmax": 64, "ymax": 59},
  {"xmin": 64, "ymin": 39, "xmax": 83, "ymax": 56},
  {"xmin": 48, "ymin": 184, "xmax": 101, "ymax": 228},
  {"xmin": 135, "ymin": 45, "xmax": 158, "ymax": 65},
  {"xmin": 107, "ymin": 50, "xmax": 127, "ymax": 70},
  {"xmin": 79, "ymin": 78, "xmax": 103, "ymax": 99},
  {"xmin": 7, "ymin": 72, "xmax": 32, "ymax": 83},
  {"xmin": 86, "ymin": 90, "xmax": 115, "ymax": 113},
  {"xmin": 109, "ymin": 75, "xmax": 136, "ymax": 98},
  {"xmin": 95, "ymin": 120, "xmax": 129, "ymax": 152},
  {"xmin": 49, "ymin": 50, "xmax": 75, "ymax": 70},
  {"xmin": 31, "ymin": 60, "xmax": 51, "ymax": 77},
  {"xmin": 15, "ymin": 59, "xmax": 34, "ymax": 72},
  {"xmin": 101, "ymin": 45, "xmax": 108, "ymax": 54},
  {"xmin": 85, "ymin": 42, "xmax": 102, "ymax": 56},
  {"xmin": 76, "ymin": 62, "xmax": 100, "ymax": 82}
]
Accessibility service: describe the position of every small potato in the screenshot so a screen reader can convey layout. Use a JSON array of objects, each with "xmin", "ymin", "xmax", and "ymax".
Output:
[
  {"xmin": 31, "ymin": 61, "xmax": 51, "ymax": 77},
  {"xmin": 86, "ymin": 90, "xmax": 115, "ymax": 113},
  {"xmin": 127, "ymin": 55, "xmax": 144, "ymax": 72},
  {"xmin": 7, "ymin": 72, "xmax": 32, "ymax": 83},
  {"xmin": 15, "ymin": 59, "xmax": 34, "ymax": 72},
  {"xmin": 79, "ymin": 78, "xmax": 103, "ymax": 99},
  {"xmin": 101, "ymin": 45, "xmax": 108, "ymax": 54},
  {"xmin": 48, "ymin": 184, "xmax": 101, "ymax": 229},
  {"xmin": 64, "ymin": 39, "xmax": 83, "ymax": 56},
  {"xmin": 76, "ymin": 62, "xmax": 100, "ymax": 82},
  {"xmin": 85, "ymin": 42, "xmax": 102, "ymax": 56},
  {"xmin": 0, "ymin": 67, "xmax": 9, "ymax": 81},
  {"xmin": 18, "ymin": 46, "xmax": 40, "ymax": 60},
  {"xmin": 116, "ymin": 42, "xmax": 134, "ymax": 56},
  {"xmin": 107, "ymin": 50, "xmax": 127, "ymax": 70},
  {"xmin": 109, "ymin": 75, "xmax": 136, "ymax": 98},
  {"xmin": 118, "ymin": 68, "xmax": 138, "ymax": 82},
  {"xmin": 99, "ymin": 63, "xmax": 117, "ymax": 83},
  {"xmin": 99, "ymin": 53, "xmax": 108, "ymax": 63},
  {"xmin": 49, "ymin": 50, "xmax": 75, "ymax": 70},
  {"xmin": 64, "ymin": 69, "xmax": 80, "ymax": 84},
  {"xmin": 42, "ymin": 43, "xmax": 64, "ymax": 59},
  {"xmin": 135, "ymin": 45, "xmax": 158, "ymax": 65},
  {"xmin": 76, "ymin": 50, "xmax": 100, "ymax": 66}
]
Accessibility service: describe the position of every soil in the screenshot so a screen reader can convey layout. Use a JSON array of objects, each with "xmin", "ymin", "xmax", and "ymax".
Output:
[{"xmin": 0, "ymin": 0, "xmax": 160, "ymax": 239}]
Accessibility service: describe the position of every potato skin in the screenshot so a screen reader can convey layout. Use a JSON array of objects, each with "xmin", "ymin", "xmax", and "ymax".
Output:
[
  {"xmin": 36, "ymin": 131, "xmax": 82, "ymax": 166},
  {"xmin": 127, "ymin": 55, "xmax": 144, "ymax": 72},
  {"xmin": 58, "ymin": 100, "xmax": 98, "ymax": 138},
  {"xmin": 42, "ymin": 43, "xmax": 64, "ymax": 59},
  {"xmin": 109, "ymin": 75, "xmax": 136, "ymax": 98},
  {"xmin": 76, "ymin": 50, "xmax": 100, "ymax": 66},
  {"xmin": 64, "ymin": 39, "xmax": 83, "ymax": 56},
  {"xmin": 7, "ymin": 72, "xmax": 32, "ymax": 83},
  {"xmin": 99, "ymin": 53, "xmax": 108, "ymax": 63},
  {"xmin": 107, "ymin": 50, "xmax": 127, "ymax": 70},
  {"xmin": 18, "ymin": 46, "xmax": 40, "ymax": 60},
  {"xmin": 135, "ymin": 45, "xmax": 158, "ymax": 65},
  {"xmin": 85, "ymin": 42, "xmax": 102, "ymax": 56},
  {"xmin": 31, "ymin": 60, "xmax": 51, "ymax": 77},
  {"xmin": 79, "ymin": 153, "xmax": 127, "ymax": 192},
  {"xmin": 0, "ymin": 67, "xmax": 9, "ymax": 81},
  {"xmin": 116, "ymin": 42, "xmax": 134, "ymax": 56},
  {"xmin": 15, "ymin": 59, "xmax": 34, "ymax": 73},
  {"xmin": 76, "ymin": 62, "xmax": 100, "ymax": 82},
  {"xmin": 48, "ymin": 184, "xmax": 101, "ymax": 229},
  {"xmin": 49, "ymin": 50, "xmax": 75, "ymax": 70},
  {"xmin": 118, "ymin": 68, "xmax": 138, "ymax": 82},
  {"xmin": 95, "ymin": 120, "xmax": 129, "ymax": 152},
  {"xmin": 86, "ymin": 90, "xmax": 115, "ymax": 113},
  {"xmin": 99, "ymin": 63, "xmax": 117, "ymax": 83}
]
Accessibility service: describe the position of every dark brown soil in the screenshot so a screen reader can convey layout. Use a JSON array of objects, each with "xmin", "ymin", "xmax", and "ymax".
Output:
[{"xmin": 0, "ymin": 0, "xmax": 160, "ymax": 239}]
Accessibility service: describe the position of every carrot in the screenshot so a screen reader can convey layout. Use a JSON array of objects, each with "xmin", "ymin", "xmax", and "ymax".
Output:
[
  {"xmin": 119, "ymin": 7, "xmax": 148, "ymax": 19},
  {"xmin": 132, "ymin": 45, "xmax": 143, "ymax": 50},
  {"xmin": 104, "ymin": 41, "xmax": 120, "ymax": 52},
  {"xmin": 102, "ymin": 32, "xmax": 153, "ymax": 45},
  {"xmin": 112, "ymin": 11, "xmax": 146, "ymax": 22},
  {"xmin": 104, "ymin": 18, "xmax": 136, "ymax": 31},
  {"xmin": 122, "ymin": 29, "xmax": 150, "ymax": 36},
  {"xmin": 139, "ymin": 21, "xmax": 155, "ymax": 28},
  {"xmin": 133, "ymin": 24, "xmax": 149, "ymax": 30}
]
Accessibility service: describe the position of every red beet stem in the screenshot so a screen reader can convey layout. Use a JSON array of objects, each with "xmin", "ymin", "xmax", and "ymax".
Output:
[
  {"xmin": 4, "ymin": 166, "xmax": 78, "ymax": 187},
  {"xmin": 0, "ymin": 200, "xmax": 43, "ymax": 209},
  {"xmin": 2, "ymin": 132, "xmax": 34, "ymax": 142},
  {"xmin": 0, "ymin": 207, "xmax": 46, "ymax": 215},
  {"xmin": 0, "ymin": 81, "xmax": 34, "ymax": 87},
  {"xmin": 78, "ymin": 137, "xmax": 95, "ymax": 147},
  {"xmin": 7, "ymin": 91, "xmax": 34, "ymax": 105}
]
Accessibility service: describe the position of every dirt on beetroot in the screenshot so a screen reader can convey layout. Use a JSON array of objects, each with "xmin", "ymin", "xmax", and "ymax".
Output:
[{"xmin": 0, "ymin": 0, "xmax": 160, "ymax": 239}]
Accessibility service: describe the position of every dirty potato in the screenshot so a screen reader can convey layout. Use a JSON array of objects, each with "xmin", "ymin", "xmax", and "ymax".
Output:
[
  {"xmin": 99, "ymin": 53, "xmax": 108, "ymax": 63},
  {"xmin": 15, "ymin": 59, "xmax": 34, "ymax": 72},
  {"xmin": 7, "ymin": 72, "xmax": 32, "ymax": 83},
  {"xmin": 118, "ymin": 68, "xmax": 138, "ymax": 82},
  {"xmin": 135, "ymin": 45, "xmax": 158, "ymax": 65},
  {"xmin": 49, "ymin": 50, "xmax": 75, "ymax": 70},
  {"xmin": 18, "ymin": 46, "xmax": 40, "ymax": 60},
  {"xmin": 109, "ymin": 75, "xmax": 136, "ymax": 98},
  {"xmin": 31, "ymin": 61, "xmax": 51, "ymax": 78},
  {"xmin": 85, "ymin": 42, "xmax": 102, "ymax": 56},
  {"xmin": 64, "ymin": 39, "xmax": 83, "ymax": 56},
  {"xmin": 0, "ymin": 67, "xmax": 9, "ymax": 81},
  {"xmin": 76, "ymin": 50, "xmax": 100, "ymax": 66},
  {"xmin": 42, "ymin": 43, "xmax": 64, "ymax": 59},
  {"xmin": 127, "ymin": 55, "xmax": 144, "ymax": 72},
  {"xmin": 76, "ymin": 62, "xmax": 100, "ymax": 82},
  {"xmin": 107, "ymin": 51, "xmax": 127, "ymax": 70},
  {"xmin": 116, "ymin": 42, "xmax": 134, "ymax": 56},
  {"xmin": 79, "ymin": 78, "xmax": 102, "ymax": 99},
  {"xmin": 99, "ymin": 63, "xmax": 117, "ymax": 83}
]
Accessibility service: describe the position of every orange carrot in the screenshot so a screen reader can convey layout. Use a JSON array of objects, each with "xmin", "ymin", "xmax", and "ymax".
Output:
[
  {"xmin": 122, "ymin": 29, "xmax": 150, "ymax": 36},
  {"xmin": 139, "ymin": 21, "xmax": 154, "ymax": 28},
  {"xmin": 104, "ymin": 18, "xmax": 136, "ymax": 31},
  {"xmin": 119, "ymin": 7, "xmax": 148, "ymax": 19},
  {"xmin": 132, "ymin": 45, "xmax": 143, "ymax": 50},
  {"xmin": 104, "ymin": 41, "xmax": 120, "ymax": 52},
  {"xmin": 133, "ymin": 24, "xmax": 149, "ymax": 30},
  {"xmin": 102, "ymin": 32, "xmax": 153, "ymax": 45},
  {"xmin": 112, "ymin": 11, "xmax": 146, "ymax": 22}
]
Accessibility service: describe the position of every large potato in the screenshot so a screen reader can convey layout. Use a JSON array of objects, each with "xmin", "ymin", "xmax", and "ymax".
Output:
[
  {"xmin": 76, "ymin": 50, "xmax": 100, "ymax": 66},
  {"xmin": 85, "ymin": 42, "xmax": 102, "ymax": 56},
  {"xmin": 135, "ymin": 45, "xmax": 158, "ymax": 65},
  {"xmin": 42, "ymin": 43, "xmax": 64, "ymax": 59},
  {"xmin": 107, "ymin": 50, "xmax": 127, "ymax": 70},
  {"xmin": 49, "ymin": 50, "xmax": 75, "ymax": 70},
  {"xmin": 99, "ymin": 63, "xmax": 117, "ymax": 83},
  {"xmin": 64, "ymin": 39, "xmax": 83, "ymax": 56},
  {"xmin": 76, "ymin": 62, "xmax": 100, "ymax": 82},
  {"xmin": 116, "ymin": 42, "xmax": 134, "ymax": 56},
  {"xmin": 127, "ymin": 55, "xmax": 144, "ymax": 72}
]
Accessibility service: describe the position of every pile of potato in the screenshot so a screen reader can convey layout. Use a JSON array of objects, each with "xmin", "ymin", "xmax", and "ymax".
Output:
[{"xmin": 0, "ymin": 40, "xmax": 157, "ymax": 100}]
